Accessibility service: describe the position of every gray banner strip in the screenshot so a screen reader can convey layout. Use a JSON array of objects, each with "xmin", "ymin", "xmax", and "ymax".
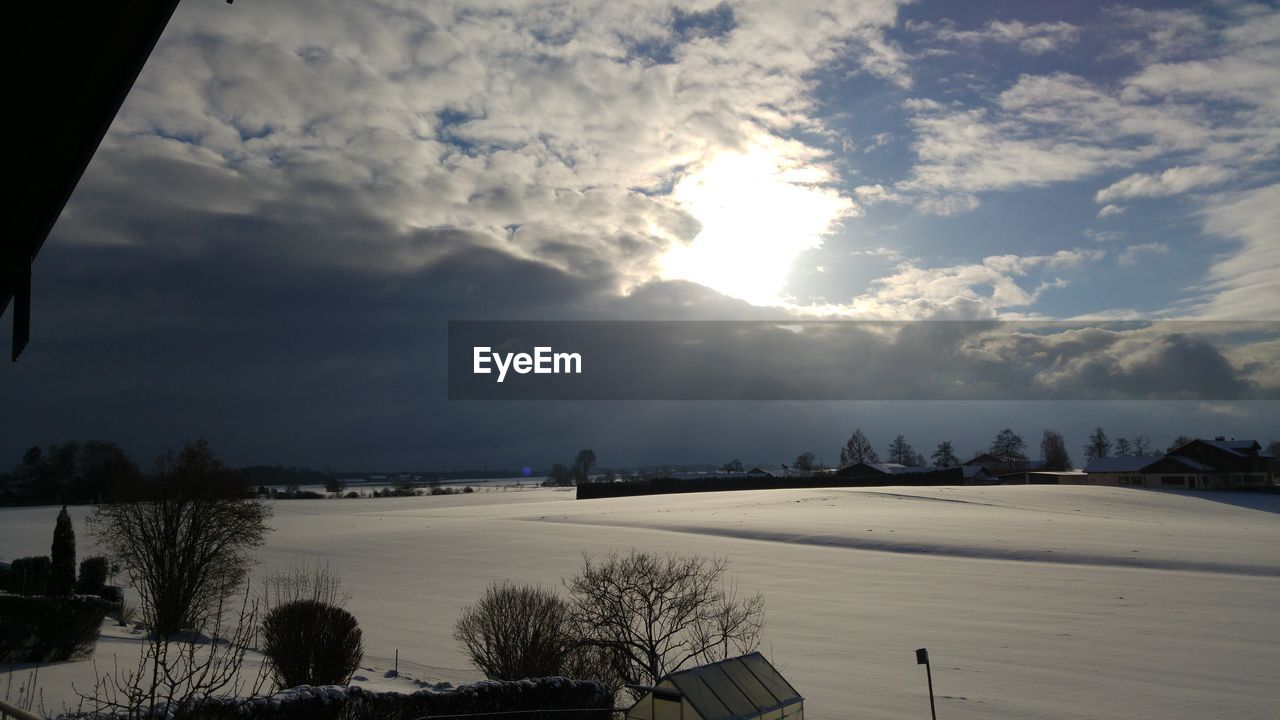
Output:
[{"xmin": 447, "ymin": 320, "xmax": 1280, "ymax": 401}]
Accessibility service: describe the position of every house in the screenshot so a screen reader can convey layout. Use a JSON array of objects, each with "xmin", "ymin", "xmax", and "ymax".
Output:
[
  {"xmin": 626, "ymin": 652, "xmax": 804, "ymax": 720},
  {"xmin": 963, "ymin": 453, "xmax": 1049, "ymax": 479},
  {"xmin": 1084, "ymin": 456, "xmax": 1170, "ymax": 487},
  {"xmin": 744, "ymin": 465, "xmax": 801, "ymax": 479},
  {"xmin": 1083, "ymin": 438, "xmax": 1277, "ymax": 490}
]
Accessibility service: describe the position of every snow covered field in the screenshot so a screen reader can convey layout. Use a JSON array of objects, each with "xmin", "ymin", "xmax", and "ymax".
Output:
[{"xmin": 2, "ymin": 485, "xmax": 1278, "ymax": 719}]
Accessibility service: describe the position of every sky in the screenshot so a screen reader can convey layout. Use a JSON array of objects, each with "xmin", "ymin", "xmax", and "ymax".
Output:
[{"xmin": 2, "ymin": 0, "xmax": 1277, "ymax": 470}]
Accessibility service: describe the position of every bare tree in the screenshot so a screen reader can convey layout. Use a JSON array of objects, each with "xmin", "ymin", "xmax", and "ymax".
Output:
[
  {"xmin": 792, "ymin": 452, "xmax": 817, "ymax": 473},
  {"xmin": 90, "ymin": 440, "xmax": 272, "ymax": 638},
  {"xmin": 1167, "ymin": 435, "xmax": 1194, "ymax": 453},
  {"xmin": 1114, "ymin": 437, "xmax": 1133, "ymax": 457},
  {"xmin": 1132, "ymin": 436, "xmax": 1152, "ymax": 456},
  {"xmin": 886, "ymin": 435, "xmax": 919, "ymax": 466},
  {"xmin": 990, "ymin": 428, "xmax": 1028, "ymax": 462},
  {"xmin": 573, "ymin": 449, "xmax": 598, "ymax": 484},
  {"xmin": 1084, "ymin": 427, "xmax": 1111, "ymax": 460},
  {"xmin": 930, "ymin": 441, "xmax": 959, "ymax": 468},
  {"xmin": 454, "ymin": 581, "xmax": 576, "ymax": 680},
  {"xmin": 567, "ymin": 551, "xmax": 764, "ymax": 694},
  {"xmin": 840, "ymin": 429, "xmax": 878, "ymax": 467},
  {"xmin": 1040, "ymin": 430, "xmax": 1072, "ymax": 471}
]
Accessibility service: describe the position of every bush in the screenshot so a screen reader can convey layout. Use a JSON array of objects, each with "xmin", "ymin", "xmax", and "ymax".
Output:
[
  {"xmin": 455, "ymin": 582, "xmax": 575, "ymax": 681},
  {"xmin": 343, "ymin": 491, "xmax": 360, "ymax": 499},
  {"xmin": 463, "ymin": 486, "xmax": 475, "ymax": 493},
  {"xmin": 262, "ymin": 600, "xmax": 363, "ymax": 688},
  {"xmin": 145, "ymin": 678, "xmax": 613, "ymax": 720},
  {"xmin": 77, "ymin": 555, "xmax": 111, "ymax": 594},
  {"xmin": 9, "ymin": 555, "xmax": 51, "ymax": 595},
  {"xmin": 0, "ymin": 592, "xmax": 113, "ymax": 662}
]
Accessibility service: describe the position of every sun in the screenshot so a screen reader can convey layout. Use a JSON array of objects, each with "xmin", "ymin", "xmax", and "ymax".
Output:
[{"xmin": 660, "ymin": 141, "xmax": 854, "ymax": 306}]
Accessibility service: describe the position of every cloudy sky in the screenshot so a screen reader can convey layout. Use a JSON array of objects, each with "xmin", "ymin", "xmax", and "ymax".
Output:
[{"xmin": 2, "ymin": 0, "xmax": 1277, "ymax": 470}]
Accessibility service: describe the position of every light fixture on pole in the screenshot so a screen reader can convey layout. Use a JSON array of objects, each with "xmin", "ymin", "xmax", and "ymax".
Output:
[{"xmin": 916, "ymin": 647, "xmax": 937, "ymax": 720}]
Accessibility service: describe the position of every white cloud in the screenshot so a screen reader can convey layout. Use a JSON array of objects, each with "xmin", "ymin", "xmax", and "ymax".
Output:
[
  {"xmin": 1097, "ymin": 204, "xmax": 1126, "ymax": 219},
  {"xmin": 840, "ymin": 249, "xmax": 1106, "ymax": 320},
  {"xmin": 917, "ymin": 19, "xmax": 1080, "ymax": 55},
  {"xmin": 74, "ymin": 0, "xmax": 909, "ymax": 294},
  {"xmin": 1095, "ymin": 165, "xmax": 1237, "ymax": 204},
  {"xmin": 1194, "ymin": 183, "xmax": 1280, "ymax": 320},
  {"xmin": 1116, "ymin": 242, "xmax": 1169, "ymax": 266}
]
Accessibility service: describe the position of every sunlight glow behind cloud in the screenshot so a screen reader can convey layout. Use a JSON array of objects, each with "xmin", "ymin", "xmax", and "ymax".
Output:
[{"xmin": 660, "ymin": 140, "xmax": 856, "ymax": 306}]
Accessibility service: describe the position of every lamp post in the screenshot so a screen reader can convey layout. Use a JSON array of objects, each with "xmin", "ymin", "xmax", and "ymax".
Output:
[{"xmin": 916, "ymin": 648, "xmax": 937, "ymax": 720}]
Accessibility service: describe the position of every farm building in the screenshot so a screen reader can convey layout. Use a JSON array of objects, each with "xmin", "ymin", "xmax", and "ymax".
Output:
[
  {"xmin": 626, "ymin": 653, "xmax": 804, "ymax": 720},
  {"xmin": 1083, "ymin": 438, "xmax": 1277, "ymax": 490}
]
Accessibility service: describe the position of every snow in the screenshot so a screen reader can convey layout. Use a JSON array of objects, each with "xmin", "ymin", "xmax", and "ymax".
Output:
[{"xmin": 2, "ymin": 485, "xmax": 1278, "ymax": 719}]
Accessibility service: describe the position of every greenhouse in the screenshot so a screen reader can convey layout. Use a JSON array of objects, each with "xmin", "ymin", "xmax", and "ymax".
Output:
[{"xmin": 626, "ymin": 653, "xmax": 804, "ymax": 720}]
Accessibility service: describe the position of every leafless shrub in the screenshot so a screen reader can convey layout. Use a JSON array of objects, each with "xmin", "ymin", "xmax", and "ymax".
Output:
[
  {"xmin": 261, "ymin": 599, "xmax": 363, "ymax": 688},
  {"xmin": 567, "ymin": 550, "xmax": 764, "ymax": 694},
  {"xmin": 260, "ymin": 560, "xmax": 349, "ymax": 613},
  {"xmin": 78, "ymin": 589, "xmax": 270, "ymax": 718},
  {"xmin": 453, "ymin": 581, "xmax": 576, "ymax": 680}
]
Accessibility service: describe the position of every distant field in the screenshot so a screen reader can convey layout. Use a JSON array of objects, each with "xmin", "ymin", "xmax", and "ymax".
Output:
[{"xmin": 2, "ymin": 485, "xmax": 1278, "ymax": 719}]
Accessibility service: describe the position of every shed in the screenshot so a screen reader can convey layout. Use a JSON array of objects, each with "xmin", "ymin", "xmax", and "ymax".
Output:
[{"xmin": 626, "ymin": 653, "xmax": 803, "ymax": 720}]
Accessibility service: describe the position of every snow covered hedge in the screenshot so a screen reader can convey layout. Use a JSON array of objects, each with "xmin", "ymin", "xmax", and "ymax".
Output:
[
  {"xmin": 0, "ymin": 591, "xmax": 113, "ymax": 662},
  {"xmin": 70, "ymin": 676, "xmax": 614, "ymax": 719}
]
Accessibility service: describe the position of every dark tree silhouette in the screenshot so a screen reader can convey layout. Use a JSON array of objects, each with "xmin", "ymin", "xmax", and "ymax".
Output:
[
  {"xmin": 90, "ymin": 440, "xmax": 271, "ymax": 637},
  {"xmin": 568, "ymin": 551, "xmax": 763, "ymax": 695},
  {"xmin": 930, "ymin": 441, "xmax": 959, "ymax": 468},
  {"xmin": 1132, "ymin": 436, "xmax": 1152, "ymax": 456},
  {"xmin": 1084, "ymin": 428, "xmax": 1111, "ymax": 460},
  {"xmin": 1114, "ymin": 437, "xmax": 1133, "ymax": 457},
  {"xmin": 792, "ymin": 452, "xmax": 817, "ymax": 473},
  {"xmin": 886, "ymin": 435, "xmax": 920, "ymax": 466},
  {"xmin": 546, "ymin": 463, "xmax": 573, "ymax": 486},
  {"xmin": 840, "ymin": 429, "xmax": 878, "ymax": 467},
  {"xmin": 49, "ymin": 506, "xmax": 77, "ymax": 596},
  {"xmin": 721, "ymin": 458, "xmax": 744, "ymax": 473},
  {"xmin": 1167, "ymin": 435, "xmax": 1193, "ymax": 453},
  {"xmin": 990, "ymin": 429, "xmax": 1028, "ymax": 462},
  {"xmin": 1040, "ymin": 430, "xmax": 1072, "ymax": 471},
  {"xmin": 573, "ymin": 449, "xmax": 597, "ymax": 484}
]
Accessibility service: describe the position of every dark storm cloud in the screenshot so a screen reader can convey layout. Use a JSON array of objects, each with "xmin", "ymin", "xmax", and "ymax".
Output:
[{"xmin": 448, "ymin": 321, "xmax": 1277, "ymax": 400}]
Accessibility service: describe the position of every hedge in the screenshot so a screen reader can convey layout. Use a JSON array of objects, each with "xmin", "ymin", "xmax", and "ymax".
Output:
[
  {"xmin": 0, "ymin": 592, "xmax": 113, "ymax": 662},
  {"xmin": 99, "ymin": 677, "xmax": 614, "ymax": 720},
  {"xmin": 577, "ymin": 467, "xmax": 966, "ymax": 499}
]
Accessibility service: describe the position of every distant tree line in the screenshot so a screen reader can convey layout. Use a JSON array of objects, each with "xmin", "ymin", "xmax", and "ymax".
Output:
[{"xmin": 0, "ymin": 441, "xmax": 142, "ymax": 506}]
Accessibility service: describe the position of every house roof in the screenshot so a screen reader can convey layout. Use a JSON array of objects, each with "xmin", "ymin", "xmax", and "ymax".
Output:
[
  {"xmin": 1083, "ymin": 456, "xmax": 1163, "ymax": 473},
  {"xmin": 1170, "ymin": 438, "xmax": 1262, "ymax": 457},
  {"xmin": 1159, "ymin": 455, "xmax": 1215, "ymax": 471},
  {"xmin": 658, "ymin": 653, "xmax": 802, "ymax": 720}
]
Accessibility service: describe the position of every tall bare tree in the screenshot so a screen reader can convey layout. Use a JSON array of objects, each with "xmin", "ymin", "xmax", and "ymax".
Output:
[
  {"xmin": 886, "ymin": 435, "xmax": 919, "ymax": 466},
  {"xmin": 1040, "ymin": 430, "xmax": 1072, "ymax": 471},
  {"xmin": 90, "ymin": 440, "xmax": 272, "ymax": 638},
  {"xmin": 840, "ymin": 429, "xmax": 878, "ymax": 467},
  {"xmin": 1084, "ymin": 428, "xmax": 1111, "ymax": 460},
  {"xmin": 990, "ymin": 428, "xmax": 1028, "ymax": 462},
  {"xmin": 930, "ymin": 441, "xmax": 959, "ymax": 468},
  {"xmin": 567, "ymin": 551, "xmax": 764, "ymax": 694}
]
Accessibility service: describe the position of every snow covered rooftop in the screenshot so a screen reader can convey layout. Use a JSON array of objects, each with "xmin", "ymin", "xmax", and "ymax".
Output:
[{"xmin": 1083, "ymin": 456, "xmax": 1163, "ymax": 473}]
